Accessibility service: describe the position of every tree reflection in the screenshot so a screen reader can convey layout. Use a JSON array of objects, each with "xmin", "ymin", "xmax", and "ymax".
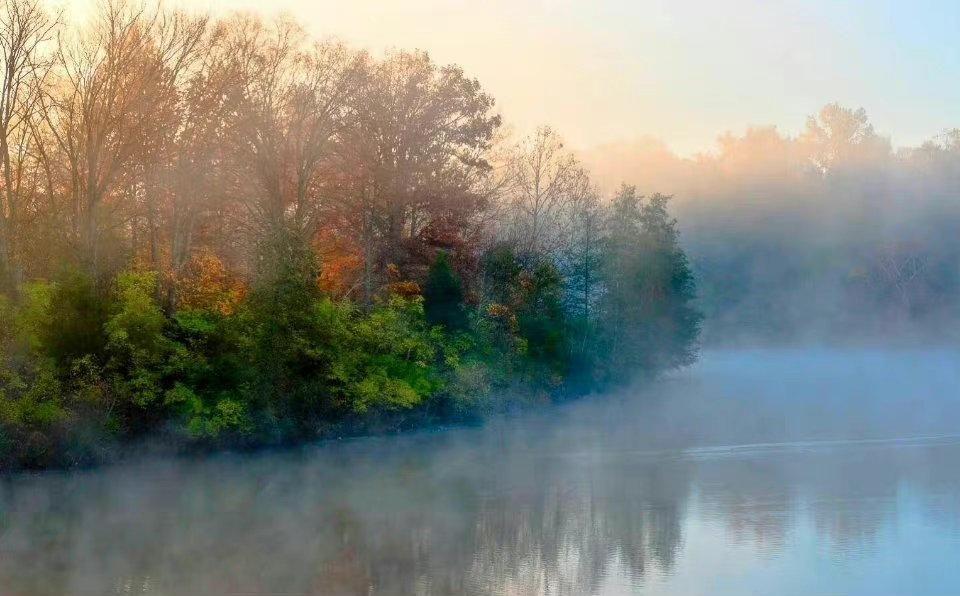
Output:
[{"xmin": 3, "ymin": 355, "xmax": 960, "ymax": 595}]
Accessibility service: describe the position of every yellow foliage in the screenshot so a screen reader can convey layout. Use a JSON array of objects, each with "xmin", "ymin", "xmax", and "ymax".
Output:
[{"xmin": 387, "ymin": 280, "xmax": 422, "ymax": 298}]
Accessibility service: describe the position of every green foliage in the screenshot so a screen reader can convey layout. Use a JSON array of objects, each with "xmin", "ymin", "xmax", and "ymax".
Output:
[
  {"xmin": 16, "ymin": 282, "xmax": 54, "ymax": 352},
  {"xmin": 424, "ymin": 252, "xmax": 468, "ymax": 331},
  {"xmin": 238, "ymin": 227, "xmax": 336, "ymax": 438},
  {"xmin": 0, "ymin": 191, "xmax": 702, "ymax": 469},
  {"xmin": 481, "ymin": 243, "xmax": 523, "ymax": 306},
  {"xmin": 166, "ymin": 310, "xmax": 252, "ymax": 442},
  {"xmin": 479, "ymin": 245, "xmax": 571, "ymax": 385},
  {"xmin": 106, "ymin": 272, "xmax": 167, "ymax": 359},
  {"xmin": 441, "ymin": 361, "xmax": 496, "ymax": 420},
  {"xmin": 105, "ymin": 271, "xmax": 174, "ymax": 410},
  {"xmin": 38, "ymin": 270, "xmax": 108, "ymax": 368},
  {"xmin": 599, "ymin": 187, "xmax": 702, "ymax": 376},
  {"xmin": 0, "ymin": 294, "xmax": 15, "ymax": 349},
  {"xmin": 347, "ymin": 296, "xmax": 441, "ymax": 414},
  {"xmin": 179, "ymin": 391, "xmax": 253, "ymax": 441},
  {"xmin": 516, "ymin": 261, "xmax": 570, "ymax": 379}
]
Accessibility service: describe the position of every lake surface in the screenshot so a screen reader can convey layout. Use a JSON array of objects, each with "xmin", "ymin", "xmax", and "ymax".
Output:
[{"xmin": 2, "ymin": 348, "xmax": 960, "ymax": 595}]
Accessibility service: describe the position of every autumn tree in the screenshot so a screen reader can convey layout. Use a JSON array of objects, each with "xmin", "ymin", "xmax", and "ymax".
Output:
[
  {"xmin": 0, "ymin": 0, "xmax": 57, "ymax": 295},
  {"xmin": 157, "ymin": 15, "xmax": 237, "ymax": 309},
  {"xmin": 132, "ymin": 9, "xmax": 209, "ymax": 281},
  {"xmin": 216, "ymin": 16, "xmax": 364, "ymax": 282},
  {"xmin": 342, "ymin": 50, "xmax": 500, "ymax": 305},
  {"xmin": 40, "ymin": 2, "xmax": 173, "ymax": 279}
]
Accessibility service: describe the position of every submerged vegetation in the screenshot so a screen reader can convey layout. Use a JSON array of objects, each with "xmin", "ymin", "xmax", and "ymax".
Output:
[{"xmin": 0, "ymin": 1, "xmax": 700, "ymax": 469}]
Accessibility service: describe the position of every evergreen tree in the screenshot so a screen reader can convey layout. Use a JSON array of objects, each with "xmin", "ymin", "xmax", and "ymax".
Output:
[
  {"xmin": 481, "ymin": 243, "xmax": 523, "ymax": 307},
  {"xmin": 562, "ymin": 190, "xmax": 606, "ymax": 379},
  {"xmin": 599, "ymin": 186, "xmax": 701, "ymax": 378},
  {"xmin": 424, "ymin": 252, "xmax": 468, "ymax": 331},
  {"xmin": 244, "ymin": 225, "xmax": 332, "ymax": 439},
  {"xmin": 517, "ymin": 260, "xmax": 570, "ymax": 377}
]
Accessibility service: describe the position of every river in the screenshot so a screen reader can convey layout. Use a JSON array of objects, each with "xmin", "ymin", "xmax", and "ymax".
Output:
[{"xmin": 2, "ymin": 348, "xmax": 960, "ymax": 595}]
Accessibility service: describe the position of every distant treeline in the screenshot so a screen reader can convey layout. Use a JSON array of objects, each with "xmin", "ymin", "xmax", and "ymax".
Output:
[
  {"xmin": 0, "ymin": 2, "xmax": 700, "ymax": 469},
  {"xmin": 583, "ymin": 105, "xmax": 960, "ymax": 344}
]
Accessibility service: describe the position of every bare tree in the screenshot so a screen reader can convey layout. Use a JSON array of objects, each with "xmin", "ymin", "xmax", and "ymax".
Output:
[
  {"xmin": 498, "ymin": 126, "xmax": 592, "ymax": 260},
  {"xmin": 0, "ymin": 0, "xmax": 58, "ymax": 294},
  {"xmin": 868, "ymin": 242, "xmax": 928, "ymax": 313},
  {"xmin": 40, "ymin": 1, "xmax": 168, "ymax": 278},
  {"xmin": 135, "ymin": 8, "xmax": 208, "ymax": 275},
  {"xmin": 158, "ymin": 17, "xmax": 237, "ymax": 308}
]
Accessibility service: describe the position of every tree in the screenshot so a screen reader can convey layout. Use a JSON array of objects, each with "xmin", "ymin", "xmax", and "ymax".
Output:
[
  {"xmin": 561, "ymin": 186, "xmax": 605, "ymax": 374},
  {"xmin": 478, "ymin": 243, "xmax": 570, "ymax": 381},
  {"xmin": 162, "ymin": 16, "xmax": 234, "ymax": 309},
  {"xmin": 137, "ymin": 8, "xmax": 209, "ymax": 299},
  {"xmin": 0, "ymin": 0, "xmax": 58, "ymax": 295},
  {"xmin": 242, "ymin": 223, "xmax": 330, "ymax": 439},
  {"xmin": 516, "ymin": 260, "xmax": 569, "ymax": 378},
  {"xmin": 801, "ymin": 103, "xmax": 890, "ymax": 173},
  {"xmin": 498, "ymin": 126, "xmax": 592, "ymax": 260},
  {"xmin": 423, "ymin": 251, "xmax": 467, "ymax": 331},
  {"xmin": 600, "ymin": 186, "xmax": 701, "ymax": 376},
  {"xmin": 42, "ymin": 2, "xmax": 173, "ymax": 279},
  {"xmin": 479, "ymin": 242, "xmax": 522, "ymax": 308},
  {"xmin": 340, "ymin": 50, "xmax": 500, "ymax": 306},
  {"xmin": 218, "ymin": 16, "xmax": 364, "ymax": 271},
  {"xmin": 0, "ymin": 5, "xmax": 713, "ymax": 470}
]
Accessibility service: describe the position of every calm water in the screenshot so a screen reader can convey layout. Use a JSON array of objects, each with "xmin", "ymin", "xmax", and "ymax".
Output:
[{"xmin": 2, "ymin": 349, "xmax": 960, "ymax": 595}]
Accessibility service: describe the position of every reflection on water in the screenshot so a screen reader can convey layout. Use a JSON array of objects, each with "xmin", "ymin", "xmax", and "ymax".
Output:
[{"xmin": 2, "ymin": 349, "xmax": 960, "ymax": 595}]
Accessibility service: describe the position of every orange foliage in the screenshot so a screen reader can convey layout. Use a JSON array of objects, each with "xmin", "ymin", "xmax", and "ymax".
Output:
[
  {"xmin": 387, "ymin": 280, "xmax": 421, "ymax": 298},
  {"xmin": 485, "ymin": 303, "xmax": 518, "ymax": 332},
  {"xmin": 176, "ymin": 250, "xmax": 247, "ymax": 314},
  {"xmin": 486, "ymin": 303, "xmax": 511, "ymax": 319},
  {"xmin": 315, "ymin": 231, "xmax": 363, "ymax": 298}
]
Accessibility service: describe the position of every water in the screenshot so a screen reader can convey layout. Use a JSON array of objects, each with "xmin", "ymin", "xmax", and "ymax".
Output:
[{"xmin": 2, "ymin": 349, "xmax": 960, "ymax": 595}]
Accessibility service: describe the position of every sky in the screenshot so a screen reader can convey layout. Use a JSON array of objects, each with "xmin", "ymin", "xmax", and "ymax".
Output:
[{"xmin": 65, "ymin": 0, "xmax": 960, "ymax": 156}]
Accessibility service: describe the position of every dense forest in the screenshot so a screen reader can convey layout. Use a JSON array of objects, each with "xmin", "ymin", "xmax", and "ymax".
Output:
[{"xmin": 0, "ymin": 1, "xmax": 701, "ymax": 469}]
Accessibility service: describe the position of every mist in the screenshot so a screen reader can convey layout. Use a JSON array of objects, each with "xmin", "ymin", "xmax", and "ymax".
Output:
[
  {"xmin": 1, "ymin": 1, "xmax": 960, "ymax": 595},
  {"xmin": 582, "ymin": 106, "xmax": 960, "ymax": 345},
  {"xmin": 4, "ymin": 348, "xmax": 960, "ymax": 595}
]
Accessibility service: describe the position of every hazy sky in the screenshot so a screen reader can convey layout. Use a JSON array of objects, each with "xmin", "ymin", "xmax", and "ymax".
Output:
[{"xmin": 67, "ymin": 0, "xmax": 960, "ymax": 155}]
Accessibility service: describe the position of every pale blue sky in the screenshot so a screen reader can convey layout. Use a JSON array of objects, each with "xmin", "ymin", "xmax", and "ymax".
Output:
[{"xmin": 66, "ymin": 0, "xmax": 960, "ymax": 155}]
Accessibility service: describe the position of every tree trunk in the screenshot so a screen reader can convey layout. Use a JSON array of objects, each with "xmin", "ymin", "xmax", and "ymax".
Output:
[
  {"xmin": 362, "ymin": 204, "xmax": 373, "ymax": 309},
  {"xmin": 83, "ymin": 192, "xmax": 100, "ymax": 280},
  {"xmin": 0, "ymin": 214, "xmax": 12, "ymax": 297},
  {"xmin": 0, "ymin": 136, "xmax": 21, "ymax": 298}
]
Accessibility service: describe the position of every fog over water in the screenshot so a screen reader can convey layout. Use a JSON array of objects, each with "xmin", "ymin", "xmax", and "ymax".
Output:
[
  {"xmin": 1, "ymin": 3, "xmax": 958, "ymax": 593},
  {"xmin": 2, "ymin": 348, "xmax": 960, "ymax": 595}
]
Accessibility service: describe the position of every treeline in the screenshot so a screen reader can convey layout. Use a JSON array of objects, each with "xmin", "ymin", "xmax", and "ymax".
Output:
[
  {"xmin": 584, "ymin": 104, "xmax": 960, "ymax": 343},
  {"xmin": 0, "ymin": 1, "xmax": 700, "ymax": 469}
]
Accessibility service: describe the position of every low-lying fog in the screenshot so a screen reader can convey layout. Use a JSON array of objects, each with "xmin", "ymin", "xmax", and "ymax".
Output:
[{"xmin": 2, "ymin": 348, "xmax": 959, "ymax": 595}]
